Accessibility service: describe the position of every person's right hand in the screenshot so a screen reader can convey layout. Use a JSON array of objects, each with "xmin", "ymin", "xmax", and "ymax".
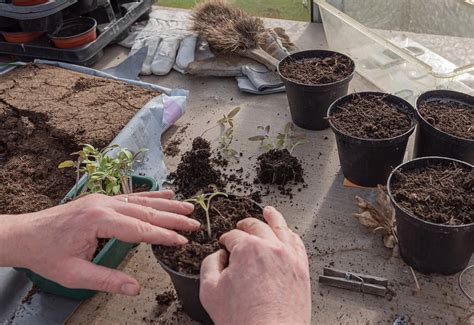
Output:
[
  {"xmin": 200, "ymin": 206, "xmax": 311, "ymax": 325},
  {"xmin": 1, "ymin": 190, "xmax": 199, "ymax": 296}
]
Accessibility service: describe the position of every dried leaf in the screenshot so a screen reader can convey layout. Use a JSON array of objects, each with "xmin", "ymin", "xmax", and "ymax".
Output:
[
  {"xmin": 354, "ymin": 211, "xmax": 380, "ymax": 229},
  {"xmin": 383, "ymin": 234, "xmax": 396, "ymax": 249},
  {"xmin": 249, "ymin": 135, "xmax": 266, "ymax": 141}
]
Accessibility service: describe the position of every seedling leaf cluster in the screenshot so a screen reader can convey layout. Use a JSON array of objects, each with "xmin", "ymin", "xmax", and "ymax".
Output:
[
  {"xmin": 249, "ymin": 122, "xmax": 308, "ymax": 153},
  {"xmin": 59, "ymin": 144, "xmax": 147, "ymax": 197},
  {"xmin": 185, "ymin": 192, "xmax": 228, "ymax": 238}
]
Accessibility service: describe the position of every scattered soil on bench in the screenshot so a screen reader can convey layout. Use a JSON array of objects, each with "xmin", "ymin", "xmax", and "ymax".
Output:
[
  {"xmin": 280, "ymin": 53, "xmax": 354, "ymax": 85},
  {"xmin": 156, "ymin": 290, "xmax": 177, "ymax": 305},
  {"xmin": 391, "ymin": 162, "xmax": 473, "ymax": 225},
  {"xmin": 169, "ymin": 137, "xmax": 224, "ymax": 198},
  {"xmin": 256, "ymin": 149, "xmax": 304, "ymax": 185},
  {"xmin": 153, "ymin": 195, "xmax": 263, "ymax": 275},
  {"xmin": 22, "ymin": 285, "xmax": 40, "ymax": 305},
  {"xmin": 0, "ymin": 63, "xmax": 159, "ymax": 215},
  {"xmin": 418, "ymin": 99, "xmax": 474, "ymax": 140},
  {"xmin": 329, "ymin": 94, "xmax": 412, "ymax": 139}
]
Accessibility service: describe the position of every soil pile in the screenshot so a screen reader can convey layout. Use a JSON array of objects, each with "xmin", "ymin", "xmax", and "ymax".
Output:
[
  {"xmin": 391, "ymin": 162, "xmax": 473, "ymax": 225},
  {"xmin": 153, "ymin": 195, "xmax": 263, "ymax": 275},
  {"xmin": 169, "ymin": 137, "xmax": 224, "ymax": 198},
  {"xmin": 0, "ymin": 64, "xmax": 157, "ymax": 148},
  {"xmin": 0, "ymin": 64, "xmax": 159, "ymax": 214},
  {"xmin": 419, "ymin": 99, "xmax": 473, "ymax": 140},
  {"xmin": 256, "ymin": 149, "xmax": 304, "ymax": 185},
  {"xmin": 280, "ymin": 53, "xmax": 354, "ymax": 85},
  {"xmin": 330, "ymin": 94, "xmax": 412, "ymax": 139}
]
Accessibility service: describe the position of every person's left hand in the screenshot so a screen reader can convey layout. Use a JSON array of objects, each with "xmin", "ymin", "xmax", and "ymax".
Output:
[{"xmin": 1, "ymin": 190, "xmax": 198, "ymax": 296}]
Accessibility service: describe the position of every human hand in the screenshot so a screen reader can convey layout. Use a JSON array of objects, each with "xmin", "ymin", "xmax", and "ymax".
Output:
[
  {"xmin": 0, "ymin": 190, "xmax": 198, "ymax": 296},
  {"xmin": 200, "ymin": 206, "xmax": 311, "ymax": 325}
]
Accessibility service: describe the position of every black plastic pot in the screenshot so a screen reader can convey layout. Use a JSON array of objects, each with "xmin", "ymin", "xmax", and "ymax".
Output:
[
  {"xmin": 413, "ymin": 90, "xmax": 473, "ymax": 164},
  {"xmin": 327, "ymin": 92, "xmax": 417, "ymax": 187},
  {"xmin": 387, "ymin": 157, "xmax": 474, "ymax": 275},
  {"xmin": 278, "ymin": 50, "xmax": 355, "ymax": 130},
  {"xmin": 152, "ymin": 195, "xmax": 263, "ymax": 324}
]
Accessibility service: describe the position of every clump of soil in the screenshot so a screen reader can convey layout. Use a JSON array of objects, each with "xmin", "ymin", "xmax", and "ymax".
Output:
[
  {"xmin": 163, "ymin": 138, "xmax": 182, "ymax": 157},
  {"xmin": 256, "ymin": 149, "xmax": 304, "ymax": 185},
  {"xmin": 169, "ymin": 137, "xmax": 224, "ymax": 198},
  {"xmin": 330, "ymin": 94, "xmax": 412, "ymax": 139},
  {"xmin": 418, "ymin": 99, "xmax": 473, "ymax": 140},
  {"xmin": 391, "ymin": 162, "xmax": 473, "ymax": 225},
  {"xmin": 153, "ymin": 195, "xmax": 263, "ymax": 275},
  {"xmin": 22, "ymin": 285, "xmax": 40, "ymax": 305},
  {"xmin": 280, "ymin": 53, "xmax": 354, "ymax": 85},
  {"xmin": 156, "ymin": 290, "xmax": 177, "ymax": 305}
]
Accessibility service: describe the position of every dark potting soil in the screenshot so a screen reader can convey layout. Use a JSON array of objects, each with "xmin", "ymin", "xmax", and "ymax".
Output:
[
  {"xmin": 169, "ymin": 137, "xmax": 224, "ymax": 198},
  {"xmin": 391, "ymin": 162, "xmax": 473, "ymax": 225},
  {"xmin": 256, "ymin": 149, "xmax": 304, "ymax": 185},
  {"xmin": 153, "ymin": 195, "xmax": 263, "ymax": 275},
  {"xmin": 0, "ymin": 64, "xmax": 159, "ymax": 214},
  {"xmin": 156, "ymin": 289, "xmax": 177, "ymax": 305},
  {"xmin": 330, "ymin": 94, "xmax": 412, "ymax": 139},
  {"xmin": 418, "ymin": 99, "xmax": 474, "ymax": 140},
  {"xmin": 280, "ymin": 53, "xmax": 354, "ymax": 85}
]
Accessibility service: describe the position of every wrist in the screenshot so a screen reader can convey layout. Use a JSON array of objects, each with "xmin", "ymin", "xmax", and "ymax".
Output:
[{"xmin": 0, "ymin": 214, "xmax": 29, "ymax": 267}]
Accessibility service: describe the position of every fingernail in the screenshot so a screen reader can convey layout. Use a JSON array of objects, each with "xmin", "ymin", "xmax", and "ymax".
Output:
[
  {"xmin": 177, "ymin": 235, "xmax": 189, "ymax": 244},
  {"xmin": 181, "ymin": 202, "xmax": 195, "ymax": 211},
  {"xmin": 121, "ymin": 283, "xmax": 139, "ymax": 296},
  {"xmin": 189, "ymin": 219, "xmax": 201, "ymax": 228}
]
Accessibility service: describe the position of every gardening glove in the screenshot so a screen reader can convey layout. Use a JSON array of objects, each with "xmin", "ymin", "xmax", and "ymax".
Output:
[{"xmin": 122, "ymin": 10, "xmax": 196, "ymax": 76}]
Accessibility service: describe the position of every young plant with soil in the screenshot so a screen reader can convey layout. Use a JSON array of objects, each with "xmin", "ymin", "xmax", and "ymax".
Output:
[
  {"xmin": 329, "ymin": 93, "xmax": 412, "ymax": 139},
  {"xmin": 249, "ymin": 122, "xmax": 306, "ymax": 185},
  {"xmin": 390, "ymin": 162, "xmax": 473, "ymax": 225},
  {"xmin": 418, "ymin": 99, "xmax": 473, "ymax": 140},
  {"xmin": 279, "ymin": 53, "xmax": 354, "ymax": 85},
  {"xmin": 153, "ymin": 193, "xmax": 263, "ymax": 275}
]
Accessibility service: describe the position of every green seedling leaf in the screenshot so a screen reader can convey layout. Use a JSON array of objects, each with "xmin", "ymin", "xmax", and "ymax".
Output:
[
  {"xmin": 58, "ymin": 160, "xmax": 75, "ymax": 169},
  {"xmin": 227, "ymin": 106, "xmax": 241, "ymax": 118}
]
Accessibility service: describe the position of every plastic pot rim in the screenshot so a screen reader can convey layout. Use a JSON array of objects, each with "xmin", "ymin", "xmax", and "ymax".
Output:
[
  {"xmin": 327, "ymin": 91, "xmax": 417, "ymax": 143},
  {"xmin": 387, "ymin": 156, "xmax": 474, "ymax": 229},
  {"xmin": 48, "ymin": 17, "xmax": 97, "ymax": 40},
  {"xmin": 277, "ymin": 49, "xmax": 355, "ymax": 89},
  {"xmin": 415, "ymin": 89, "xmax": 474, "ymax": 144},
  {"xmin": 154, "ymin": 194, "xmax": 264, "ymax": 280}
]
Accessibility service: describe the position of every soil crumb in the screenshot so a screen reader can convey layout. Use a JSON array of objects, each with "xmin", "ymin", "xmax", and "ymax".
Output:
[
  {"xmin": 156, "ymin": 290, "xmax": 177, "ymax": 305},
  {"xmin": 153, "ymin": 195, "xmax": 263, "ymax": 275},
  {"xmin": 280, "ymin": 53, "xmax": 354, "ymax": 85},
  {"xmin": 391, "ymin": 162, "xmax": 473, "ymax": 225},
  {"xmin": 419, "ymin": 99, "xmax": 473, "ymax": 140},
  {"xmin": 256, "ymin": 149, "xmax": 304, "ymax": 185},
  {"xmin": 330, "ymin": 94, "xmax": 412, "ymax": 139},
  {"xmin": 163, "ymin": 138, "xmax": 182, "ymax": 157},
  {"xmin": 22, "ymin": 285, "xmax": 40, "ymax": 305},
  {"xmin": 169, "ymin": 137, "xmax": 224, "ymax": 198}
]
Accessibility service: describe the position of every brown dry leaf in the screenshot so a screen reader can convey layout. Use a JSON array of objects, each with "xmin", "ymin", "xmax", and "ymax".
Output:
[{"xmin": 354, "ymin": 185, "xmax": 397, "ymax": 249}]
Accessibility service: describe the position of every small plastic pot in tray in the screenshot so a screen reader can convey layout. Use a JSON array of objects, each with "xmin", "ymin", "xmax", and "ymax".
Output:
[{"xmin": 49, "ymin": 17, "xmax": 97, "ymax": 49}]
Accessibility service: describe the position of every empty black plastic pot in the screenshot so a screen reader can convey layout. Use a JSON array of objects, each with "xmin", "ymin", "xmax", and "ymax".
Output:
[
  {"xmin": 278, "ymin": 50, "xmax": 355, "ymax": 130},
  {"xmin": 387, "ymin": 157, "xmax": 474, "ymax": 275},
  {"xmin": 413, "ymin": 90, "xmax": 473, "ymax": 164},
  {"xmin": 327, "ymin": 92, "xmax": 417, "ymax": 187}
]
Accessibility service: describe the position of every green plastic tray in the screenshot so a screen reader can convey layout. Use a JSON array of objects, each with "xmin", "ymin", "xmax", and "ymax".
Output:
[{"xmin": 16, "ymin": 175, "xmax": 158, "ymax": 300}]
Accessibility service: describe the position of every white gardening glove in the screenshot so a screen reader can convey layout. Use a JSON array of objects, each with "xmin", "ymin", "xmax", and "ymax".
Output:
[{"xmin": 122, "ymin": 10, "xmax": 196, "ymax": 76}]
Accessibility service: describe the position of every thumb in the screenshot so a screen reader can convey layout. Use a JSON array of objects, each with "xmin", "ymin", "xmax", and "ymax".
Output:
[
  {"xmin": 59, "ymin": 258, "xmax": 140, "ymax": 296},
  {"xmin": 200, "ymin": 249, "xmax": 228, "ymax": 288}
]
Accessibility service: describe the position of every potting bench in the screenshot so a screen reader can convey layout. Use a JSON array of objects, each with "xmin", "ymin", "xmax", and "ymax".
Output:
[{"xmin": 1, "ymin": 6, "xmax": 472, "ymax": 325}]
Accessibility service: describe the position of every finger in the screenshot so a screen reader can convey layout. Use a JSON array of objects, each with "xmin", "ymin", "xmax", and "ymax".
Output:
[
  {"xmin": 219, "ymin": 229, "xmax": 251, "ymax": 252},
  {"xmin": 96, "ymin": 212, "xmax": 188, "ymax": 246},
  {"xmin": 117, "ymin": 195, "xmax": 194, "ymax": 215},
  {"xmin": 113, "ymin": 203, "xmax": 200, "ymax": 232},
  {"xmin": 263, "ymin": 206, "xmax": 291, "ymax": 243},
  {"xmin": 200, "ymin": 249, "xmax": 228, "ymax": 287},
  {"xmin": 60, "ymin": 258, "xmax": 140, "ymax": 296},
  {"xmin": 236, "ymin": 217, "xmax": 278, "ymax": 241},
  {"xmin": 117, "ymin": 189, "xmax": 174, "ymax": 200}
]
